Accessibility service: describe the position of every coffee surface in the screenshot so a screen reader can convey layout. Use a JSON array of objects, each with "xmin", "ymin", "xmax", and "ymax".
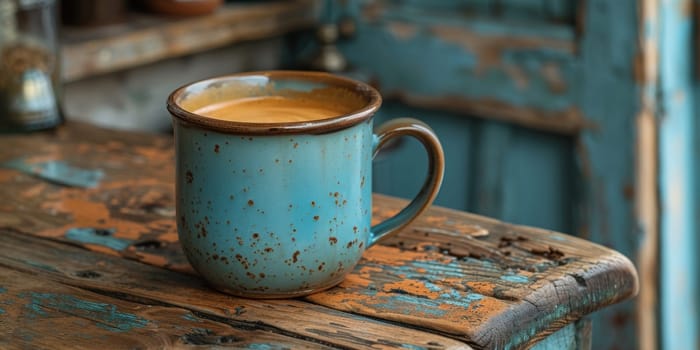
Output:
[{"xmin": 193, "ymin": 96, "xmax": 346, "ymax": 123}]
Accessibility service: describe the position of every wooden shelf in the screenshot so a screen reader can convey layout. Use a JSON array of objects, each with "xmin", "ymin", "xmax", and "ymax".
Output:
[{"xmin": 61, "ymin": 0, "xmax": 318, "ymax": 82}]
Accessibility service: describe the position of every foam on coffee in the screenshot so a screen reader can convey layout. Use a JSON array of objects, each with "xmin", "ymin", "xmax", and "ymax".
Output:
[{"xmin": 193, "ymin": 96, "xmax": 343, "ymax": 123}]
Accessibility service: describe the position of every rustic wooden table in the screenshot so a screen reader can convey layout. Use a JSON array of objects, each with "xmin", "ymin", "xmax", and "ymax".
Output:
[{"xmin": 0, "ymin": 122, "xmax": 638, "ymax": 349}]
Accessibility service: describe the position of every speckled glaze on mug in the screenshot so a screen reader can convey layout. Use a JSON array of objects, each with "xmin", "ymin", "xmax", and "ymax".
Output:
[{"xmin": 167, "ymin": 71, "xmax": 444, "ymax": 298}]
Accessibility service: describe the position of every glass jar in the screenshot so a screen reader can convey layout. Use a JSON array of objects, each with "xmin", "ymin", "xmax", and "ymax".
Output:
[{"xmin": 0, "ymin": 0, "xmax": 62, "ymax": 132}]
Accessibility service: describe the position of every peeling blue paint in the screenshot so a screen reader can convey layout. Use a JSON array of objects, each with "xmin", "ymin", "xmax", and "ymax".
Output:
[
  {"xmin": 439, "ymin": 289, "xmax": 462, "ymax": 299},
  {"xmin": 335, "ymin": 14, "xmax": 577, "ymax": 113},
  {"xmin": 528, "ymin": 322, "xmax": 577, "ymax": 350},
  {"xmin": 399, "ymin": 344, "xmax": 427, "ymax": 350},
  {"xmin": 422, "ymin": 281, "xmax": 443, "ymax": 293},
  {"xmin": 0, "ymin": 307, "xmax": 4, "ymax": 315},
  {"xmin": 441, "ymin": 293, "xmax": 484, "ymax": 309},
  {"xmin": 65, "ymin": 228, "xmax": 130, "ymax": 251},
  {"xmin": 505, "ymin": 304, "xmax": 570, "ymax": 349},
  {"xmin": 501, "ymin": 274, "xmax": 529, "ymax": 283},
  {"xmin": 549, "ymin": 234, "xmax": 567, "ymax": 242},
  {"xmin": 24, "ymin": 292, "xmax": 148, "ymax": 332},
  {"xmin": 372, "ymin": 291, "xmax": 485, "ymax": 318},
  {"xmin": 0, "ymin": 287, "xmax": 7, "ymax": 294},
  {"xmin": 246, "ymin": 344, "xmax": 275, "ymax": 350},
  {"xmin": 181, "ymin": 313, "xmax": 199, "ymax": 322},
  {"xmin": 2, "ymin": 158, "xmax": 103, "ymax": 188},
  {"xmin": 24, "ymin": 260, "xmax": 58, "ymax": 272},
  {"xmin": 373, "ymin": 294, "xmax": 447, "ymax": 317}
]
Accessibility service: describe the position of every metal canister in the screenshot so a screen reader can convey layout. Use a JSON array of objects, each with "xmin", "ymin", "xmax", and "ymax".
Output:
[{"xmin": 0, "ymin": 0, "xmax": 62, "ymax": 132}]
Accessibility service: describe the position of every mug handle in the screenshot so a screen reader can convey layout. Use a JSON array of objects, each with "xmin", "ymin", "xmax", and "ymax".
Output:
[{"xmin": 369, "ymin": 118, "xmax": 445, "ymax": 246}]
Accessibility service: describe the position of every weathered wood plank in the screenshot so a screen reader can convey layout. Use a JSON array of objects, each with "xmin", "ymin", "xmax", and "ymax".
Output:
[
  {"xmin": 635, "ymin": 1, "xmax": 659, "ymax": 349},
  {"xmin": 0, "ymin": 268, "xmax": 329, "ymax": 349},
  {"xmin": 0, "ymin": 229, "xmax": 471, "ymax": 350},
  {"xmin": 0, "ymin": 122, "xmax": 638, "ymax": 349},
  {"xmin": 61, "ymin": 0, "xmax": 317, "ymax": 82}
]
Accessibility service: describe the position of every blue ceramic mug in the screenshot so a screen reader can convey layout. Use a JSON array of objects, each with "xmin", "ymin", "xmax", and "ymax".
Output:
[{"xmin": 167, "ymin": 71, "xmax": 444, "ymax": 298}]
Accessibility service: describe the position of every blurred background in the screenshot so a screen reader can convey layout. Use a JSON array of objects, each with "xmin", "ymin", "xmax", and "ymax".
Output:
[{"xmin": 3, "ymin": 0, "xmax": 697, "ymax": 349}]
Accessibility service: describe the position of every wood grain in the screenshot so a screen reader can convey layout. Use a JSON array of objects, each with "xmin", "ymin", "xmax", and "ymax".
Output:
[
  {"xmin": 0, "ymin": 229, "xmax": 470, "ymax": 350},
  {"xmin": 0, "ymin": 267, "xmax": 329, "ymax": 349},
  {"xmin": 61, "ymin": 0, "xmax": 317, "ymax": 82},
  {"xmin": 0, "ymin": 122, "xmax": 638, "ymax": 349}
]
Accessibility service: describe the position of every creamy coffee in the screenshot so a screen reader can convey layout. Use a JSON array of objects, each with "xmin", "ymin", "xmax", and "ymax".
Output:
[{"xmin": 193, "ymin": 96, "xmax": 346, "ymax": 123}]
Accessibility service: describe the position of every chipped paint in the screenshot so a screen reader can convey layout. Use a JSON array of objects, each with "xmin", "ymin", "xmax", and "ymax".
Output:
[
  {"xmin": 335, "ymin": 4, "xmax": 585, "ymax": 134},
  {"xmin": 657, "ymin": 0, "xmax": 699, "ymax": 348},
  {"xmin": 65, "ymin": 228, "xmax": 131, "ymax": 251},
  {"xmin": 23, "ymin": 260, "xmax": 58, "ymax": 272},
  {"xmin": 500, "ymin": 275, "xmax": 529, "ymax": 283},
  {"xmin": 245, "ymin": 344, "xmax": 276, "ymax": 350},
  {"xmin": 22, "ymin": 292, "xmax": 149, "ymax": 332},
  {"xmin": 2, "ymin": 158, "xmax": 103, "ymax": 188},
  {"xmin": 181, "ymin": 313, "xmax": 200, "ymax": 322}
]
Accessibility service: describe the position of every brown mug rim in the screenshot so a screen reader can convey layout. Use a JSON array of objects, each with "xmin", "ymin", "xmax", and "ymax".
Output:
[{"xmin": 167, "ymin": 70, "xmax": 382, "ymax": 135}]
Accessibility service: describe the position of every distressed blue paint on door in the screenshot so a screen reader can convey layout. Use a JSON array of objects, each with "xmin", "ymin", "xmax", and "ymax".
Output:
[
  {"xmin": 303, "ymin": 0, "xmax": 700, "ymax": 348},
  {"xmin": 658, "ymin": 1, "xmax": 699, "ymax": 349}
]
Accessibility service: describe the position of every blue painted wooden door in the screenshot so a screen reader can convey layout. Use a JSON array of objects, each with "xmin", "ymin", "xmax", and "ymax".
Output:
[{"xmin": 309, "ymin": 0, "xmax": 699, "ymax": 349}]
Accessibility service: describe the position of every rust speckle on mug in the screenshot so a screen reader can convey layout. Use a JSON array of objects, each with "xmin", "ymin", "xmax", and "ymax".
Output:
[
  {"xmin": 252, "ymin": 233, "xmax": 260, "ymax": 239},
  {"xmin": 347, "ymin": 241, "xmax": 354, "ymax": 248},
  {"xmin": 221, "ymin": 256, "xmax": 229, "ymax": 264},
  {"xmin": 259, "ymin": 273, "xmax": 266, "ymax": 278},
  {"xmin": 186, "ymin": 171, "xmax": 193, "ymax": 184},
  {"xmin": 333, "ymin": 192, "xmax": 339, "ymax": 197},
  {"xmin": 353, "ymin": 226, "xmax": 358, "ymax": 233},
  {"xmin": 246, "ymin": 272, "xmax": 256, "ymax": 279},
  {"xmin": 293, "ymin": 250, "xmax": 300, "ymax": 263},
  {"xmin": 361, "ymin": 176, "xmax": 365, "ymax": 188},
  {"xmin": 359, "ymin": 242, "xmax": 364, "ymax": 249},
  {"xmin": 329, "ymin": 237, "xmax": 338, "ymax": 245},
  {"xmin": 318, "ymin": 263, "xmax": 325, "ymax": 271},
  {"xmin": 264, "ymin": 247, "xmax": 273, "ymax": 253},
  {"xmin": 248, "ymin": 199, "xmax": 254, "ymax": 206},
  {"xmin": 313, "ymin": 215, "xmax": 319, "ymax": 221},
  {"xmin": 235, "ymin": 254, "xmax": 249, "ymax": 269},
  {"xmin": 311, "ymin": 201, "xmax": 316, "ymax": 207},
  {"xmin": 214, "ymin": 144, "xmax": 220, "ymax": 153},
  {"xmin": 293, "ymin": 142, "xmax": 299, "ymax": 148}
]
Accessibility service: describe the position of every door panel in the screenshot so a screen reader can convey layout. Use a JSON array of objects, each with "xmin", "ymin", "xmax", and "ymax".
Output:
[
  {"xmin": 501, "ymin": 124, "xmax": 574, "ymax": 232},
  {"xmin": 320, "ymin": 0, "xmax": 644, "ymax": 349},
  {"xmin": 372, "ymin": 102, "xmax": 574, "ymax": 233},
  {"xmin": 373, "ymin": 102, "xmax": 476, "ymax": 212}
]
